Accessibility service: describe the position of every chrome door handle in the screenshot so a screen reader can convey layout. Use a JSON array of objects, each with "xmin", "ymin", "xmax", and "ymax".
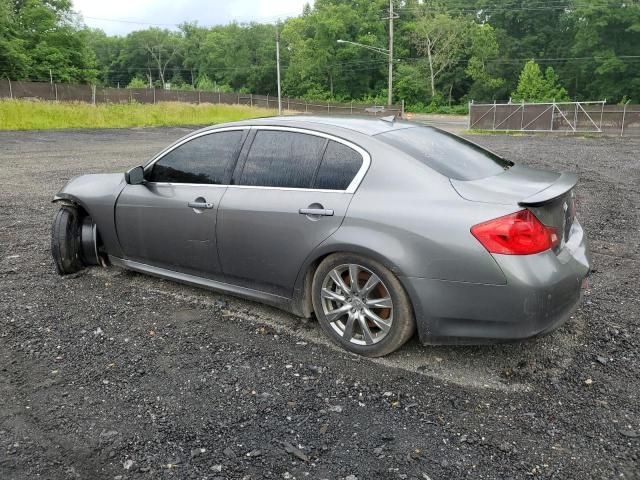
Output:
[
  {"xmin": 299, "ymin": 208, "xmax": 334, "ymax": 216},
  {"xmin": 188, "ymin": 201, "xmax": 214, "ymax": 209}
]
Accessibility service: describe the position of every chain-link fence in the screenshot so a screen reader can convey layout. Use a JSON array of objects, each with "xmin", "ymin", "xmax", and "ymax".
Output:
[
  {"xmin": 0, "ymin": 79, "xmax": 403, "ymax": 117},
  {"xmin": 469, "ymin": 100, "xmax": 640, "ymax": 136}
]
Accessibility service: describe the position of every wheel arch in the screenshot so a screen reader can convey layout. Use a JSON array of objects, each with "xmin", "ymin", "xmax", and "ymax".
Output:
[
  {"xmin": 291, "ymin": 242, "xmax": 408, "ymax": 318},
  {"xmin": 52, "ymin": 193, "xmax": 92, "ymax": 218}
]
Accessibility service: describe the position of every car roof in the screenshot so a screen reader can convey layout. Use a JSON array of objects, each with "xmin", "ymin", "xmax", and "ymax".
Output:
[{"xmin": 211, "ymin": 115, "xmax": 417, "ymax": 136}]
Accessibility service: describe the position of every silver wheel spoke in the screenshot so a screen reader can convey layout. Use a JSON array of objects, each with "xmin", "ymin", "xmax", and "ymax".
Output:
[
  {"xmin": 348, "ymin": 264, "xmax": 360, "ymax": 293},
  {"xmin": 321, "ymin": 288, "xmax": 347, "ymax": 304},
  {"xmin": 321, "ymin": 263, "xmax": 394, "ymax": 346},
  {"xmin": 365, "ymin": 296, "xmax": 392, "ymax": 309},
  {"xmin": 329, "ymin": 269, "xmax": 350, "ymax": 293},
  {"xmin": 363, "ymin": 308, "xmax": 392, "ymax": 333},
  {"xmin": 325, "ymin": 304, "xmax": 352, "ymax": 323},
  {"xmin": 357, "ymin": 312, "xmax": 375, "ymax": 345},
  {"xmin": 360, "ymin": 273, "xmax": 381, "ymax": 296},
  {"xmin": 342, "ymin": 312, "xmax": 356, "ymax": 341}
]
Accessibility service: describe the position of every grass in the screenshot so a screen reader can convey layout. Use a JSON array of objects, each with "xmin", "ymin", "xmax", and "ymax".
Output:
[{"xmin": 0, "ymin": 100, "xmax": 275, "ymax": 130}]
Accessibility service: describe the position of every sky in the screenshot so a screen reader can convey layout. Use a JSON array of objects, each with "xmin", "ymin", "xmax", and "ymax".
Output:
[{"xmin": 72, "ymin": 0, "xmax": 312, "ymax": 35}]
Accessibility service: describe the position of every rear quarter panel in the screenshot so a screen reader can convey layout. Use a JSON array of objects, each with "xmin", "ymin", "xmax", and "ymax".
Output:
[{"xmin": 321, "ymin": 141, "xmax": 515, "ymax": 285}]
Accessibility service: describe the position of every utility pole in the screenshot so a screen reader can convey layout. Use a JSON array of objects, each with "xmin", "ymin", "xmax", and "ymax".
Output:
[
  {"xmin": 276, "ymin": 26, "xmax": 282, "ymax": 115},
  {"xmin": 388, "ymin": 0, "xmax": 394, "ymax": 106}
]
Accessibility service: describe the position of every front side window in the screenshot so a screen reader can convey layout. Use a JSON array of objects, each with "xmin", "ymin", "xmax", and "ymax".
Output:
[
  {"xmin": 239, "ymin": 131, "xmax": 326, "ymax": 188},
  {"xmin": 313, "ymin": 140, "xmax": 363, "ymax": 190},
  {"xmin": 377, "ymin": 127, "xmax": 513, "ymax": 181},
  {"xmin": 147, "ymin": 130, "xmax": 244, "ymax": 184}
]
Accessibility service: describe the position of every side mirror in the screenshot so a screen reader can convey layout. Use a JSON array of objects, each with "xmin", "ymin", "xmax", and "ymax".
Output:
[{"xmin": 125, "ymin": 166, "xmax": 145, "ymax": 185}]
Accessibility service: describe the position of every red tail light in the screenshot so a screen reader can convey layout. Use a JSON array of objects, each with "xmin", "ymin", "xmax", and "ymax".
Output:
[{"xmin": 471, "ymin": 210, "xmax": 559, "ymax": 255}]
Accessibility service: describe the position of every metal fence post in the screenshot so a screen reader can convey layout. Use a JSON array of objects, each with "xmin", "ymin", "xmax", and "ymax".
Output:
[
  {"xmin": 54, "ymin": 83, "xmax": 58, "ymax": 101},
  {"xmin": 492, "ymin": 100, "xmax": 496, "ymax": 131},
  {"xmin": 237, "ymin": 92, "xmax": 240, "ymax": 105},
  {"xmin": 153, "ymin": 88, "xmax": 156, "ymax": 104},
  {"xmin": 621, "ymin": 101, "xmax": 628, "ymax": 137},
  {"xmin": 91, "ymin": 84, "xmax": 96, "ymax": 105},
  {"xmin": 520, "ymin": 100, "xmax": 525, "ymax": 130},
  {"xmin": 327, "ymin": 102, "xmax": 330, "ymax": 114},
  {"xmin": 266, "ymin": 94, "xmax": 269, "ymax": 109},
  {"xmin": 305, "ymin": 101, "xmax": 308, "ymax": 113},
  {"xmin": 351, "ymin": 101, "xmax": 353, "ymax": 115},
  {"xmin": 287, "ymin": 97, "xmax": 290, "ymax": 111},
  {"xmin": 599, "ymin": 100, "xmax": 605, "ymax": 131},
  {"xmin": 550, "ymin": 101, "xmax": 555, "ymax": 132},
  {"xmin": 250, "ymin": 93, "xmax": 253, "ymax": 107},
  {"xmin": 468, "ymin": 101, "xmax": 472, "ymax": 129},
  {"xmin": 401, "ymin": 99, "xmax": 405, "ymax": 117},
  {"xmin": 8, "ymin": 78, "xmax": 13, "ymax": 99},
  {"xmin": 198, "ymin": 90, "xmax": 201, "ymax": 104}
]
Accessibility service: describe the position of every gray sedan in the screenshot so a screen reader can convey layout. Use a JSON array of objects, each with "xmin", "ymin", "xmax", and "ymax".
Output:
[{"xmin": 51, "ymin": 116, "xmax": 591, "ymax": 356}]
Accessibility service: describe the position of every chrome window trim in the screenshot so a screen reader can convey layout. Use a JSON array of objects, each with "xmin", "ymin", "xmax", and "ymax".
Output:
[
  {"xmin": 227, "ymin": 185, "xmax": 352, "ymax": 194},
  {"xmin": 147, "ymin": 182, "xmax": 228, "ymax": 188},
  {"xmin": 143, "ymin": 124, "xmax": 371, "ymax": 194}
]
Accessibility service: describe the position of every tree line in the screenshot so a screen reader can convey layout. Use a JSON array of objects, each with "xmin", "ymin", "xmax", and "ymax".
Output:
[{"xmin": 1, "ymin": 0, "xmax": 639, "ymax": 109}]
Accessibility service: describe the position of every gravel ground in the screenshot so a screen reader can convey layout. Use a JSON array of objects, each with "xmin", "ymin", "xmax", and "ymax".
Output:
[{"xmin": 0, "ymin": 127, "xmax": 638, "ymax": 480}]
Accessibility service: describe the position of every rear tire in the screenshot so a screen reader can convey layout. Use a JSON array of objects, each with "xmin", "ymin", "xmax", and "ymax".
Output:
[
  {"xmin": 51, "ymin": 206, "xmax": 84, "ymax": 275},
  {"xmin": 312, "ymin": 253, "xmax": 415, "ymax": 357}
]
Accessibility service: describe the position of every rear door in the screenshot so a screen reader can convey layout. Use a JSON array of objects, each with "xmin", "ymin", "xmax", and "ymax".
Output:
[
  {"xmin": 115, "ymin": 128, "xmax": 247, "ymax": 278},
  {"xmin": 217, "ymin": 127, "xmax": 368, "ymax": 297}
]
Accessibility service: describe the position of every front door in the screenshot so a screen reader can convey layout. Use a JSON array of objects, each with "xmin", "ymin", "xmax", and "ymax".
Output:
[
  {"xmin": 115, "ymin": 128, "xmax": 248, "ymax": 279},
  {"xmin": 218, "ymin": 128, "xmax": 366, "ymax": 297}
]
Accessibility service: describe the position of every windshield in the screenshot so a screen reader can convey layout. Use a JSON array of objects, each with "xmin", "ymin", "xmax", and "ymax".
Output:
[{"xmin": 377, "ymin": 127, "xmax": 513, "ymax": 181}]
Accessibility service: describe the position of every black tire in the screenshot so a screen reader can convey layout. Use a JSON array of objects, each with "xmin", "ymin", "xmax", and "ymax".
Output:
[
  {"xmin": 312, "ymin": 253, "xmax": 415, "ymax": 357},
  {"xmin": 51, "ymin": 206, "xmax": 84, "ymax": 275}
]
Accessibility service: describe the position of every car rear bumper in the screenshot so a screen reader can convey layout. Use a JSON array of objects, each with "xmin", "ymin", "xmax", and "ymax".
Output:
[{"xmin": 401, "ymin": 219, "xmax": 591, "ymax": 345}]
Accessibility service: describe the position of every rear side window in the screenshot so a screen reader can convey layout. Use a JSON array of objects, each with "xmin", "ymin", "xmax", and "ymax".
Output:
[
  {"xmin": 313, "ymin": 141, "xmax": 363, "ymax": 190},
  {"xmin": 377, "ymin": 127, "xmax": 512, "ymax": 181},
  {"xmin": 148, "ymin": 130, "xmax": 244, "ymax": 184},
  {"xmin": 239, "ymin": 131, "xmax": 326, "ymax": 188}
]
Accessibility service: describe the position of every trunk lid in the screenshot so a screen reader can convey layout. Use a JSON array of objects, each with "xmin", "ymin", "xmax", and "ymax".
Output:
[{"xmin": 451, "ymin": 165, "xmax": 578, "ymax": 249}]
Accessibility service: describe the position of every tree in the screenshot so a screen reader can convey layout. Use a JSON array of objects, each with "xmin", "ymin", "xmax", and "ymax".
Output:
[
  {"xmin": 394, "ymin": 63, "xmax": 430, "ymax": 105},
  {"xmin": 412, "ymin": 13, "xmax": 470, "ymax": 97},
  {"xmin": 0, "ymin": 0, "xmax": 30, "ymax": 79},
  {"xmin": 511, "ymin": 60, "xmax": 569, "ymax": 102},
  {"xmin": 179, "ymin": 23, "xmax": 207, "ymax": 85},
  {"xmin": 126, "ymin": 76, "xmax": 147, "ymax": 88},
  {"xmin": 568, "ymin": 0, "xmax": 640, "ymax": 102},
  {"xmin": 85, "ymin": 29, "xmax": 125, "ymax": 86},
  {"xmin": 465, "ymin": 24, "xmax": 505, "ymax": 101},
  {"xmin": 0, "ymin": 0, "xmax": 97, "ymax": 83},
  {"xmin": 124, "ymin": 29, "xmax": 182, "ymax": 88},
  {"xmin": 474, "ymin": 0, "xmax": 573, "ymax": 96}
]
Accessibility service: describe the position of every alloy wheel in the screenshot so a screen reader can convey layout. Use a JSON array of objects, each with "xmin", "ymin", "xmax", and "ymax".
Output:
[{"xmin": 320, "ymin": 263, "xmax": 394, "ymax": 345}]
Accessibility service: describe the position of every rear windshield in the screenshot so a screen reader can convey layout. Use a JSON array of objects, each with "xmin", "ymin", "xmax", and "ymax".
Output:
[{"xmin": 377, "ymin": 127, "xmax": 513, "ymax": 180}]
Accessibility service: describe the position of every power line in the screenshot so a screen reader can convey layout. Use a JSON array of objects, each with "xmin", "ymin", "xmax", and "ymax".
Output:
[{"xmin": 79, "ymin": 11, "xmax": 305, "ymax": 29}]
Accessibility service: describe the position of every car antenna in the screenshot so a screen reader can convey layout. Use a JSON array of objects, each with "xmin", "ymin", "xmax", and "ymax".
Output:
[{"xmin": 379, "ymin": 115, "xmax": 396, "ymax": 124}]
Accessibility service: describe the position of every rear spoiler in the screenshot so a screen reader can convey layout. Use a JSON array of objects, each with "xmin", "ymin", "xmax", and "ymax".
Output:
[{"xmin": 518, "ymin": 172, "xmax": 578, "ymax": 207}]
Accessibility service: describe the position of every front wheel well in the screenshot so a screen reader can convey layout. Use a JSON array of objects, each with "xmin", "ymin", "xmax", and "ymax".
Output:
[
  {"xmin": 52, "ymin": 200, "xmax": 104, "ymax": 266},
  {"xmin": 53, "ymin": 198, "xmax": 90, "ymax": 219}
]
